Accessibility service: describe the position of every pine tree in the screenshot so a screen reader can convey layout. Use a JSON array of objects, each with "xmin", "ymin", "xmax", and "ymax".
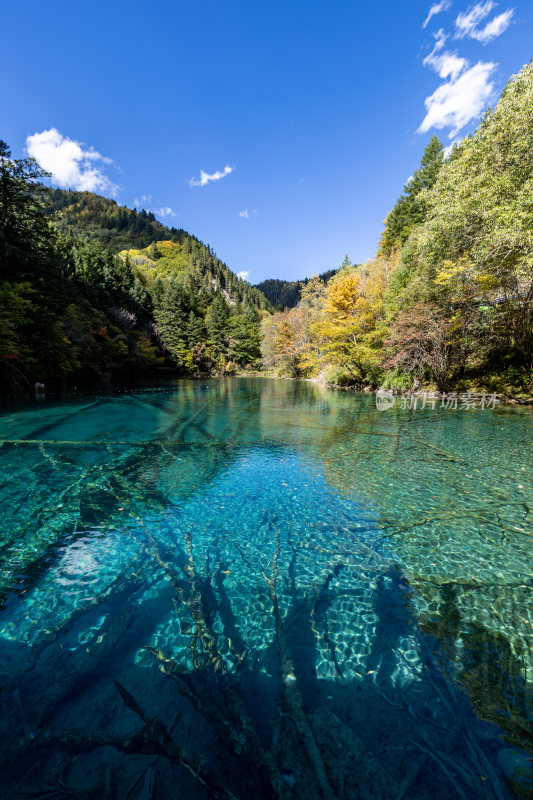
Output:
[
  {"xmin": 154, "ymin": 281, "xmax": 190, "ymax": 366},
  {"xmin": 380, "ymin": 135, "xmax": 444, "ymax": 256},
  {"xmin": 0, "ymin": 140, "xmax": 54, "ymax": 281},
  {"xmin": 226, "ymin": 307, "xmax": 262, "ymax": 367},
  {"xmin": 186, "ymin": 311, "xmax": 206, "ymax": 348},
  {"xmin": 205, "ymin": 294, "xmax": 229, "ymax": 351}
]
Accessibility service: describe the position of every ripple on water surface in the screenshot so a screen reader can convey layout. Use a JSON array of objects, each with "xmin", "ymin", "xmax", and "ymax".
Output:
[{"xmin": 0, "ymin": 379, "xmax": 531, "ymax": 798}]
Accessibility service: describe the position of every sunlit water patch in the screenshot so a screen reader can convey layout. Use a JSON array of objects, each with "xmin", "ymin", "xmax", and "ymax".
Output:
[{"xmin": 0, "ymin": 379, "xmax": 531, "ymax": 799}]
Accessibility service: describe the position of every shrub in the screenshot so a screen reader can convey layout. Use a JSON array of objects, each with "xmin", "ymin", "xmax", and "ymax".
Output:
[
  {"xmin": 322, "ymin": 366, "xmax": 355, "ymax": 386},
  {"xmin": 380, "ymin": 369, "xmax": 413, "ymax": 391}
]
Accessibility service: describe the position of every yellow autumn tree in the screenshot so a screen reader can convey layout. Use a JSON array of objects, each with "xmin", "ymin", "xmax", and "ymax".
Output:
[
  {"xmin": 261, "ymin": 275, "xmax": 328, "ymax": 377},
  {"xmin": 298, "ymin": 275, "xmax": 327, "ymax": 374},
  {"xmin": 315, "ymin": 259, "xmax": 392, "ymax": 383}
]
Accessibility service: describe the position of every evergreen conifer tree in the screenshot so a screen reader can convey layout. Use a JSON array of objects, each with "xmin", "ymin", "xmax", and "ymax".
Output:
[
  {"xmin": 380, "ymin": 135, "xmax": 444, "ymax": 255},
  {"xmin": 205, "ymin": 294, "xmax": 229, "ymax": 359},
  {"xmin": 154, "ymin": 281, "xmax": 190, "ymax": 365}
]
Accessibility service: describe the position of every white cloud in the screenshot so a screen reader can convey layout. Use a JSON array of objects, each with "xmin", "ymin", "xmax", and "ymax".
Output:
[
  {"xmin": 134, "ymin": 194, "xmax": 152, "ymax": 207},
  {"xmin": 423, "ymin": 1, "xmax": 452, "ymax": 29},
  {"xmin": 419, "ymin": 13, "xmax": 500, "ymax": 138},
  {"xmin": 432, "ymin": 51, "xmax": 468, "ymax": 79},
  {"xmin": 418, "ymin": 1, "xmax": 511, "ymax": 138},
  {"xmin": 133, "ymin": 196, "xmax": 176, "ymax": 218},
  {"xmin": 455, "ymin": 0, "xmax": 494, "ymax": 34},
  {"xmin": 239, "ymin": 209, "xmax": 249, "ymax": 218},
  {"xmin": 418, "ymin": 60, "xmax": 496, "ymax": 136},
  {"xmin": 423, "ymin": 30, "xmax": 468, "ymax": 80},
  {"xmin": 237, "ymin": 271, "xmax": 249, "ymax": 280},
  {"xmin": 473, "ymin": 8, "xmax": 513, "ymax": 41},
  {"xmin": 26, "ymin": 128, "xmax": 118, "ymax": 195},
  {"xmin": 189, "ymin": 165, "xmax": 233, "ymax": 188},
  {"xmin": 455, "ymin": 2, "xmax": 513, "ymax": 42},
  {"xmin": 432, "ymin": 27, "xmax": 448, "ymax": 51}
]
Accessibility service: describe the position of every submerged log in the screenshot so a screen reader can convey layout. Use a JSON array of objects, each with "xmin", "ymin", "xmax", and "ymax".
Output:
[{"xmin": 263, "ymin": 535, "xmax": 336, "ymax": 800}]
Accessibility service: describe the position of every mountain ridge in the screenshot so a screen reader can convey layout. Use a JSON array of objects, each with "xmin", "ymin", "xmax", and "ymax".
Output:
[
  {"xmin": 38, "ymin": 187, "xmax": 271, "ymax": 311},
  {"xmin": 254, "ymin": 269, "xmax": 339, "ymax": 309}
]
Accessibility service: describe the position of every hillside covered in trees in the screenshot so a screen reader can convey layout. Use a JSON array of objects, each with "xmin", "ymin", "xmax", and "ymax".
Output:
[
  {"xmin": 2, "ymin": 62, "xmax": 532, "ymax": 397},
  {"xmin": 263, "ymin": 63, "xmax": 533, "ymax": 396},
  {"xmin": 254, "ymin": 268, "xmax": 338, "ymax": 309},
  {"xmin": 40, "ymin": 188, "xmax": 271, "ymax": 312},
  {"xmin": 0, "ymin": 168, "xmax": 270, "ymax": 392},
  {"xmin": 39, "ymin": 188, "xmax": 182, "ymax": 251}
]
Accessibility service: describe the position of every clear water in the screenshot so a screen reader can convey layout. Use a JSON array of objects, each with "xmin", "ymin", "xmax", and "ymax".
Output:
[{"xmin": 0, "ymin": 378, "xmax": 531, "ymax": 799}]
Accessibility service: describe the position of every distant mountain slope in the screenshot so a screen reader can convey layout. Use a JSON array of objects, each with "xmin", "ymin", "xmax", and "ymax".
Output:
[
  {"xmin": 39, "ymin": 188, "xmax": 271, "ymax": 311},
  {"xmin": 254, "ymin": 268, "xmax": 338, "ymax": 309},
  {"xmin": 39, "ymin": 188, "xmax": 182, "ymax": 251}
]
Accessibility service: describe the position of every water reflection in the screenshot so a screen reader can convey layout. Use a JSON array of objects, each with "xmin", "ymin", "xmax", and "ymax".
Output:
[{"xmin": 0, "ymin": 378, "xmax": 531, "ymax": 798}]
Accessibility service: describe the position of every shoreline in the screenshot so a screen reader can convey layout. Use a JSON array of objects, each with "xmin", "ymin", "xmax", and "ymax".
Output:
[
  {"xmin": 2, "ymin": 371, "xmax": 532, "ymax": 406},
  {"xmin": 235, "ymin": 371, "xmax": 533, "ymax": 406}
]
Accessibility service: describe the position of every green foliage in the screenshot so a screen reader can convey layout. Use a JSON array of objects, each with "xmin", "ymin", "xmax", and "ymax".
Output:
[
  {"xmin": 254, "ymin": 278, "xmax": 302, "ymax": 309},
  {"xmin": 380, "ymin": 369, "xmax": 413, "ymax": 391},
  {"xmin": 152, "ymin": 274, "xmax": 262, "ymax": 376},
  {"xmin": 0, "ymin": 140, "xmax": 54, "ymax": 282},
  {"xmin": 321, "ymin": 366, "xmax": 354, "ymax": 386},
  {"xmin": 262, "ymin": 63, "xmax": 533, "ymax": 395},
  {"xmin": 385, "ymin": 63, "xmax": 533, "ymax": 386},
  {"xmin": 37, "ymin": 188, "xmax": 179, "ymax": 251},
  {"xmin": 39, "ymin": 187, "xmax": 271, "ymax": 312},
  {"xmin": 228, "ymin": 313, "xmax": 262, "ymax": 368},
  {"xmin": 0, "ymin": 147, "xmax": 265, "ymax": 391},
  {"xmin": 0, "ymin": 281, "xmax": 38, "ymax": 385},
  {"xmin": 380, "ymin": 135, "xmax": 444, "ymax": 257},
  {"xmin": 121, "ymin": 240, "xmax": 189, "ymax": 280},
  {"xmin": 205, "ymin": 293, "xmax": 230, "ymax": 348},
  {"xmin": 154, "ymin": 281, "xmax": 190, "ymax": 368},
  {"xmin": 254, "ymin": 267, "xmax": 339, "ymax": 309},
  {"xmin": 377, "ymin": 63, "xmax": 533, "ymax": 391}
]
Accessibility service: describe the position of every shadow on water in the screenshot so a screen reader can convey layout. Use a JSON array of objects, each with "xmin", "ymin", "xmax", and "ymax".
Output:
[
  {"xmin": 0, "ymin": 379, "xmax": 532, "ymax": 798},
  {"xmin": 419, "ymin": 581, "xmax": 533, "ymax": 757},
  {"xmin": 0, "ymin": 524, "xmax": 525, "ymax": 800}
]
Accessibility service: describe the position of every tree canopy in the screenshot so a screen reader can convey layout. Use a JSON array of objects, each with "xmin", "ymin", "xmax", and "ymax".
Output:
[
  {"xmin": 262, "ymin": 63, "xmax": 533, "ymax": 396},
  {"xmin": 0, "ymin": 152, "xmax": 267, "ymax": 391}
]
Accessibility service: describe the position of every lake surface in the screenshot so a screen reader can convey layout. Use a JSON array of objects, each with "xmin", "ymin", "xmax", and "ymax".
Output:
[{"xmin": 0, "ymin": 378, "xmax": 531, "ymax": 799}]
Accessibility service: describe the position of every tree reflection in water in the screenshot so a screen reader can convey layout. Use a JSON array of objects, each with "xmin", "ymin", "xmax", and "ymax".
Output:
[{"xmin": 0, "ymin": 379, "xmax": 531, "ymax": 798}]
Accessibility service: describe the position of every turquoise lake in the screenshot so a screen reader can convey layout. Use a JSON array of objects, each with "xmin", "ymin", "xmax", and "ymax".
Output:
[{"xmin": 0, "ymin": 378, "xmax": 531, "ymax": 799}]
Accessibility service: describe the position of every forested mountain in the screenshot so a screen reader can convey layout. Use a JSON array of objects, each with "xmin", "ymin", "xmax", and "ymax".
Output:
[
  {"xmin": 3, "ymin": 62, "xmax": 532, "ymax": 397},
  {"xmin": 39, "ymin": 188, "xmax": 180, "ymax": 251},
  {"xmin": 39, "ymin": 188, "xmax": 271, "ymax": 311},
  {"xmin": 263, "ymin": 62, "xmax": 533, "ymax": 396},
  {"xmin": 254, "ymin": 268, "xmax": 338, "ymax": 309},
  {"xmin": 0, "ymin": 164, "xmax": 269, "ymax": 392}
]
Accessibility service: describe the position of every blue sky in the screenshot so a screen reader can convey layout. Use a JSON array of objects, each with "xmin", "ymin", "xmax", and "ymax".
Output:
[{"xmin": 3, "ymin": 0, "xmax": 531, "ymax": 283}]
